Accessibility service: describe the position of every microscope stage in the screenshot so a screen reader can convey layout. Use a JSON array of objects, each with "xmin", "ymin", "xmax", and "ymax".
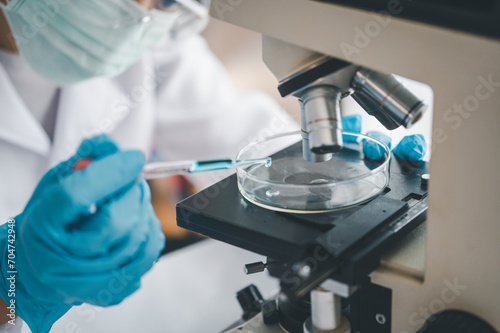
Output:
[{"xmin": 176, "ymin": 156, "xmax": 428, "ymax": 292}]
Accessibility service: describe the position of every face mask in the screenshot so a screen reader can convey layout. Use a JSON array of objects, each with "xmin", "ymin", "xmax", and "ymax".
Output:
[{"xmin": 1, "ymin": 0, "xmax": 180, "ymax": 85}]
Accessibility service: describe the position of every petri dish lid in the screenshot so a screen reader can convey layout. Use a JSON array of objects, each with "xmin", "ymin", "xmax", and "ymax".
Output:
[{"xmin": 236, "ymin": 131, "xmax": 390, "ymax": 214}]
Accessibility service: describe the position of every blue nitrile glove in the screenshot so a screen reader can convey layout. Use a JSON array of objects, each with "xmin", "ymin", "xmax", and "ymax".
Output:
[
  {"xmin": 392, "ymin": 134, "xmax": 427, "ymax": 161},
  {"xmin": 363, "ymin": 131, "xmax": 392, "ymax": 161},
  {"xmin": 0, "ymin": 135, "xmax": 165, "ymax": 333},
  {"xmin": 341, "ymin": 114, "xmax": 427, "ymax": 161},
  {"xmin": 342, "ymin": 114, "xmax": 362, "ymax": 143}
]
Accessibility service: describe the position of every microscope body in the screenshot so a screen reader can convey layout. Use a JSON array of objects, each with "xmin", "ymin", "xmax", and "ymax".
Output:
[{"xmin": 208, "ymin": 1, "xmax": 500, "ymax": 332}]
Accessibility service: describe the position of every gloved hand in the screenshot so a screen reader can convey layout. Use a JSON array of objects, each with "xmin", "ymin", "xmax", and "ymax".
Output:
[
  {"xmin": 0, "ymin": 135, "xmax": 165, "ymax": 333},
  {"xmin": 341, "ymin": 114, "xmax": 427, "ymax": 161},
  {"xmin": 392, "ymin": 134, "xmax": 427, "ymax": 161}
]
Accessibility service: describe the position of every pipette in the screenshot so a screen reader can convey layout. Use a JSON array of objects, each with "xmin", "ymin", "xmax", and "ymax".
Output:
[
  {"xmin": 142, "ymin": 158, "xmax": 272, "ymax": 180},
  {"xmin": 73, "ymin": 157, "xmax": 272, "ymax": 180}
]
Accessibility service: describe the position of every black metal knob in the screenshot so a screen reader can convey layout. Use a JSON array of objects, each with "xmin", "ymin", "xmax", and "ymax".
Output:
[
  {"xmin": 244, "ymin": 261, "xmax": 267, "ymax": 275},
  {"xmin": 421, "ymin": 174, "xmax": 430, "ymax": 189},
  {"xmin": 417, "ymin": 310, "xmax": 498, "ymax": 333},
  {"xmin": 262, "ymin": 300, "xmax": 279, "ymax": 325},
  {"xmin": 236, "ymin": 284, "xmax": 264, "ymax": 321}
]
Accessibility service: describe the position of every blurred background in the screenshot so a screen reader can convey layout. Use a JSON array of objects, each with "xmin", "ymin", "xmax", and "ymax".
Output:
[{"xmin": 201, "ymin": 19, "xmax": 301, "ymax": 119}]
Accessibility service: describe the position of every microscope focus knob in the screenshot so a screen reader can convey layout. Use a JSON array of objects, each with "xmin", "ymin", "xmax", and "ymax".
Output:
[
  {"xmin": 417, "ymin": 310, "xmax": 498, "ymax": 333},
  {"xmin": 236, "ymin": 284, "xmax": 264, "ymax": 321}
]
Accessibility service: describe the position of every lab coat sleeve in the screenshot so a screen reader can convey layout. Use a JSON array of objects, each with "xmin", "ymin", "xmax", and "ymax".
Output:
[{"xmin": 151, "ymin": 35, "xmax": 298, "ymax": 189}]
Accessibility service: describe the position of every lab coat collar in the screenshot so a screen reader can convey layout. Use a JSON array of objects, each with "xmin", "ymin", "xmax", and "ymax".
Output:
[{"xmin": 0, "ymin": 63, "xmax": 51, "ymax": 156}]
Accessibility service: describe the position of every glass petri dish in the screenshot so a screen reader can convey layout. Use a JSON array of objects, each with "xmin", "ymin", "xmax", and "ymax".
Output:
[{"xmin": 236, "ymin": 131, "xmax": 390, "ymax": 214}]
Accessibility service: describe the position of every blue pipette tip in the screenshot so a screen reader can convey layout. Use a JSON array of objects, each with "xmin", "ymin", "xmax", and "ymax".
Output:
[{"xmin": 233, "ymin": 157, "xmax": 272, "ymax": 169}]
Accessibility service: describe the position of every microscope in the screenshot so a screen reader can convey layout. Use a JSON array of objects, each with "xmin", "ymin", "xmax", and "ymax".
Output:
[{"xmin": 177, "ymin": 1, "xmax": 500, "ymax": 332}]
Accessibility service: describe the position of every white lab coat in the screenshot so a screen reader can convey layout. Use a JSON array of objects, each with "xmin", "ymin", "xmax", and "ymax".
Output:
[{"xmin": 0, "ymin": 34, "xmax": 296, "ymax": 332}]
